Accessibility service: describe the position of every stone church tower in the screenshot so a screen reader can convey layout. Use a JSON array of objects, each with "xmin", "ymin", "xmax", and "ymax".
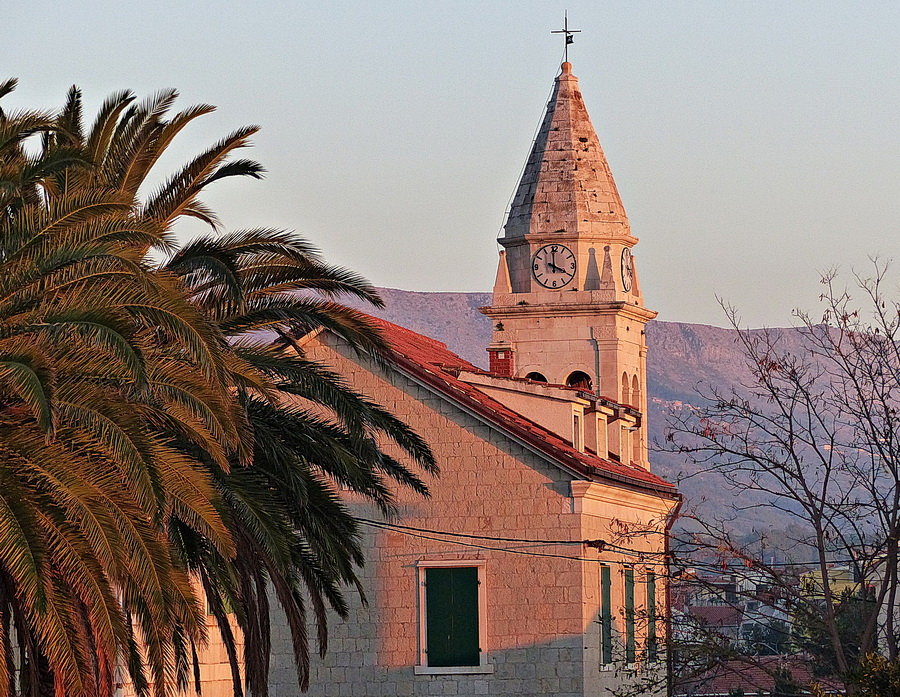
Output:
[
  {"xmin": 257, "ymin": 55, "xmax": 677, "ymax": 697},
  {"xmin": 482, "ymin": 60, "xmax": 655, "ymax": 465}
]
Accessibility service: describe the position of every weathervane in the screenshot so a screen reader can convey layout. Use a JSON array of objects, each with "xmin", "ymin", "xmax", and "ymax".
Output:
[{"xmin": 551, "ymin": 11, "xmax": 581, "ymax": 63}]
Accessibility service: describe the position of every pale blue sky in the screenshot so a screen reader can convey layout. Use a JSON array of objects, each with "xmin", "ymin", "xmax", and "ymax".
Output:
[{"xmin": 7, "ymin": 1, "xmax": 900, "ymax": 327}]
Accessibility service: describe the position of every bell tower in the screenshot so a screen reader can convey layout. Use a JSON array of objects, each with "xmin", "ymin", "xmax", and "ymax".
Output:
[{"xmin": 481, "ymin": 61, "xmax": 656, "ymax": 464}]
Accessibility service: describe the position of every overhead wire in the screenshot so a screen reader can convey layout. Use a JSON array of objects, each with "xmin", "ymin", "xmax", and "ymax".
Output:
[
  {"xmin": 357, "ymin": 518, "xmax": 861, "ymax": 571},
  {"xmin": 358, "ymin": 517, "xmax": 669, "ymax": 568},
  {"xmin": 358, "ymin": 517, "xmax": 606, "ymax": 548}
]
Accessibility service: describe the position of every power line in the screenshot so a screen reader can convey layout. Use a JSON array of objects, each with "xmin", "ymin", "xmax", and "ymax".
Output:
[
  {"xmin": 358, "ymin": 517, "xmax": 606, "ymax": 549},
  {"xmin": 361, "ymin": 516, "xmax": 669, "ymax": 557},
  {"xmin": 357, "ymin": 518, "xmax": 862, "ymax": 571},
  {"xmin": 357, "ymin": 518, "xmax": 670, "ymax": 568}
]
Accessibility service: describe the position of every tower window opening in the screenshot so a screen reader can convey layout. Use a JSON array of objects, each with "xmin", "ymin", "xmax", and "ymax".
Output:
[
  {"xmin": 631, "ymin": 375, "xmax": 642, "ymax": 464},
  {"xmin": 525, "ymin": 372, "xmax": 548, "ymax": 383},
  {"xmin": 566, "ymin": 371, "xmax": 592, "ymax": 390}
]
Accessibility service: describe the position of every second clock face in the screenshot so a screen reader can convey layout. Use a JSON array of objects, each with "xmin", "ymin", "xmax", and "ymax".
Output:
[
  {"xmin": 532, "ymin": 244, "xmax": 576, "ymax": 289},
  {"xmin": 621, "ymin": 247, "xmax": 634, "ymax": 292}
]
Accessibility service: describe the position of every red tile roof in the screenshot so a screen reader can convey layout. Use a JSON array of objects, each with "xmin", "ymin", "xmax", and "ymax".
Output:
[
  {"xmin": 368, "ymin": 316, "xmax": 676, "ymax": 495},
  {"xmin": 675, "ymin": 656, "xmax": 845, "ymax": 695},
  {"xmin": 688, "ymin": 605, "xmax": 744, "ymax": 628}
]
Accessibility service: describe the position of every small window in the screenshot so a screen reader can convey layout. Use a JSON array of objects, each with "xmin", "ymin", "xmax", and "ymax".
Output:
[
  {"xmin": 417, "ymin": 562, "xmax": 491, "ymax": 674},
  {"xmin": 205, "ymin": 589, "xmax": 234, "ymax": 616},
  {"xmin": 573, "ymin": 413, "xmax": 583, "ymax": 452},
  {"xmin": 525, "ymin": 371, "xmax": 548, "ymax": 383}
]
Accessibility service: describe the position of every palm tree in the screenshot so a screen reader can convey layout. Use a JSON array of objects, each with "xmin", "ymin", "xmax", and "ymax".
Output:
[
  {"xmin": 1, "ymin": 81, "xmax": 436, "ymax": 696},
  {"xmin": 163, "ymin": 230, "xmax": 436, "ymax": 695},
  {"xmin": 0, "ymin": 81, "xmax": 243, "ymax": 696},
  {"xmin": 63, "ymin": 84, "xmax": 438, "ymax": 695}
]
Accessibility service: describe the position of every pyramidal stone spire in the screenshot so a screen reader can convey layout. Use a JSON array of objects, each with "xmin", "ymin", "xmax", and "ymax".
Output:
[{"xmin": 503, "ymin": 62, "xmax": 629, "ymax": 240}]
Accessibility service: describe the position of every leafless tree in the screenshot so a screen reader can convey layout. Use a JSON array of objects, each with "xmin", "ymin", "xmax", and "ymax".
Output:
[{"xmin": 663, "ymin": 264, "xmax": 900, "ymax": 694}]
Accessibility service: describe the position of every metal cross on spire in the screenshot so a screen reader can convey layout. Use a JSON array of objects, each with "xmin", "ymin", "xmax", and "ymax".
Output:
[{"xmin": 551, "ymin": 12, "xmax": 581, "ymax": 63}]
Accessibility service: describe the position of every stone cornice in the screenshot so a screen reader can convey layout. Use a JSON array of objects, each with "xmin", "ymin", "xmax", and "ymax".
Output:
[
  {"xmin": 570, "ymin": 480, "xmax": 679, "ymax": 516},
  {"xmin": 481, "ymin": 300, "xmax": 658, "ymax": 323},
  {"xmin": 499, "ymin": 231, "xmax": 640, "ymax": 248}
]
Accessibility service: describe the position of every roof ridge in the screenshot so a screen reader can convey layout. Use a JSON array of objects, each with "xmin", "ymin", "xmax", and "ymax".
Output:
[
  {"xmin": 370, "ymin": 316, "xmax": 450, "ymax": 350},
  {"xmin": 364, "ymin": 314, "xmax": 675, "ymax": 494}
]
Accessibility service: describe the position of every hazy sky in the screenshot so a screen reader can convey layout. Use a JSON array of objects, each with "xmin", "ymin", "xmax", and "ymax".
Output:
[{"xmin": 7, "ymin": 1, "xmax": 900, "ymax": 327}]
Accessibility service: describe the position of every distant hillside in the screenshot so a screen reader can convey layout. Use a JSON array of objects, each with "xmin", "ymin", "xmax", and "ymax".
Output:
[
  {"xmin": 348, "ymin": 288, "xmax": 800, "ymax": 529},
  {"xmin": 357, "ymin": 288, "xmax": 494, "ymax": 368}
]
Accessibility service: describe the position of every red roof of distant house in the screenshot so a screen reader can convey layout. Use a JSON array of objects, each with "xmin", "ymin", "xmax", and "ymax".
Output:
[
  {"xmin": 675, "ymin": 655, "xmax": 845, "ymax": 695},
  {"xmin": 688, "ymin": 605, "xmax": 744, "ymax": 629},
  {"xmin": 367, "ymin": 316, "xmax": 676, "ymax": 495}
]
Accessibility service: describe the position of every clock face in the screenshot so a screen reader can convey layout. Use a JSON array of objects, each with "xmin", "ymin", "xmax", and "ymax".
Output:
[
  {"xmin": 532, "ymin": 244, "xmax": 576, "ymax": 289},
  {"xmin": 621, "ymin": 247, "xmax": 634, "ymax": 292}
]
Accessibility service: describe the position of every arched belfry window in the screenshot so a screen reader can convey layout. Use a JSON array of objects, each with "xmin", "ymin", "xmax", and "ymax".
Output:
[
  {"xmin": 566, "ymin": 371, "xmax": 593, "ymax": 390},
  {"xmin": 631, "ymin": 374, "xmax": 641, "ymax": 409},
  {"xmin": 525, "ymin": 372, "xmax": 548, "ymax": 383},
  {"xmin": 621, "ymin": 373, "xmax": 630, "ymax": 405}
]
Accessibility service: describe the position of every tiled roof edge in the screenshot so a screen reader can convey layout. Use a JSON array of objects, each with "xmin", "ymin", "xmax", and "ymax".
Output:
[{"xmin": 384, "ymin": 348, "xmax": 677, "ymax": 497}]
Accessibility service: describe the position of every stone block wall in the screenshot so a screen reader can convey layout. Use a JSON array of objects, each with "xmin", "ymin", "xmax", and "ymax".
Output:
[{"xmin": 265, "ymin": 333, "xmax": 669, "ymax": 696}]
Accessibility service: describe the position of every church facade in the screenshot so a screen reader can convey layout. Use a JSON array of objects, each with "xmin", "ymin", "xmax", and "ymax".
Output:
[{"xmin": 266, "ymin": 60, "xmax": 680, "ymax": 697}]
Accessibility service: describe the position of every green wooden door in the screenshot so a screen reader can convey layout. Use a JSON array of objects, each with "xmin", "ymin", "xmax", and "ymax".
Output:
[{"xmin": 425, "ymin": 567, "xmax": 479, "ymax": 667}]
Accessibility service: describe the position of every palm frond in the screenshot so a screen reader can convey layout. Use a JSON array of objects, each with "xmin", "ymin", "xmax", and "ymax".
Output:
[
  {"xmin": 0, "ymin": 78, "xmax": 17, "ymax": 107},
  {"xmin": 142, "ymin": 125, "xmax": 259, "ymax": 227}
]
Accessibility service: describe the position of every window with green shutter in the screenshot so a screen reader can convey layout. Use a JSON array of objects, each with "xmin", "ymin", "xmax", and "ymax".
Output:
[
  {"xmin": 600, "ymin": 565, "xmax": 612, "ymax": 666},
  {"xmin": 624, "ymin": 567, "xmax": 635, "ymax": 663},
  {"xmin": 425, "ymin": 567, "xmax": 480, "ymax": 667},
  {"xmin": 647, "ymin": 570, "xmax": 658, "ymax": 662}
]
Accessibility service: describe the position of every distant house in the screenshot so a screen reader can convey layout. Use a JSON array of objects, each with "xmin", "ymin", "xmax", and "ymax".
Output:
[
  {"xmin": 800, "ymin": 565, "xmax": 866, "ymax": 600},
  {"xmin": 687, "ymin": 574, "xmax": 740, "ymax": 607},
  {"xmin": 262, "ymin": 59, "xmax": 682, "ymax": 697},
  {"xmin": 688, "ymin": 606, "xmax": 744, "ymax": 643},
  {"xmin": 672, "ymin": 568, "xmax": 792, "ymax": 658}
]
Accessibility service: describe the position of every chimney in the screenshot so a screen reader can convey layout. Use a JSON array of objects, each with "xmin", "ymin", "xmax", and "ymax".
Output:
[{"xmin": 487, "ymin": 346, "xmax": 515, "ymax": 377}]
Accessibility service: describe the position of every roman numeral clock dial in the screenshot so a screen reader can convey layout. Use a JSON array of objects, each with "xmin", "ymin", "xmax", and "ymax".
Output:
[
  {"xmin": 532, "ymin": 244, "xmax": 576, "ymax": 289},
  {"xmin": 621, "ymin": 247, "xmax": 634, "ymax": 292}
]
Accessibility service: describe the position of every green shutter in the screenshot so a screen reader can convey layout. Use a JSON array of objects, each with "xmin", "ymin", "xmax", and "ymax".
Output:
[
  {"xmin": 425, "ymin": 567, "xmax": 479, "ymax": 667},
  {"xmin": 647, "ymin": 571, "xmax": 657, "ymax": 662},
  {"xmin": 600, "ymin": 566, "xmax": 612, "ymax": 665},
  {"xmin": 625, "ymin": 567, "xmax": 635, "ymax": 663}
]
